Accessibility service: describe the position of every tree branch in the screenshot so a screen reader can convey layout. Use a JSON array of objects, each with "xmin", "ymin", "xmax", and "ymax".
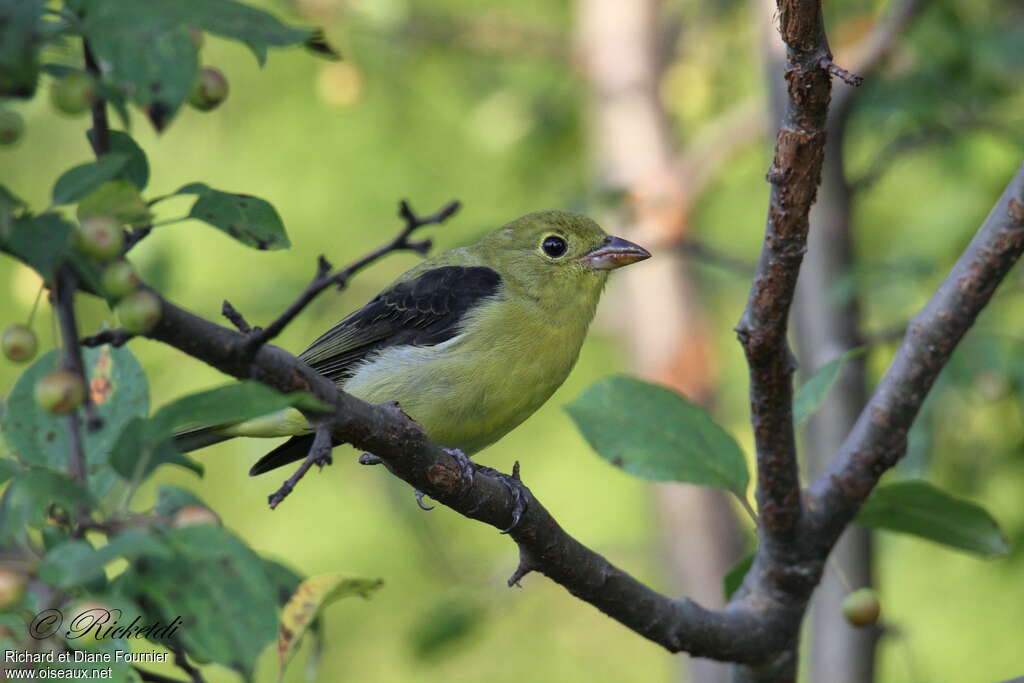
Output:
[
  {"xmin": 806, "ymin": 162, "xmax": 1024, "ymax": 546},
  {"xmin": 53, "ymin": 267, "xmax": 90, "ymax": 487},
  {"xmin": 228, "ymin": 200, "xmax": 460, "ymax": 355},
  {"xmin": 736, "ymin": 0, "xmax": 834, "ymax": 540}
]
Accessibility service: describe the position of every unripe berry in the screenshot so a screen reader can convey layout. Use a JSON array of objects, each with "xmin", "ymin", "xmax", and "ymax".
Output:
[
  {"xmin": 101, "ymin": 260, "xmax": 140, "ymax": 299},
  {"xmin": 0, "ymin": 569, "xmax": 26, "ymax": 608},
  {"xmin": 115, "ymin": 290, "xmax": 161, "ymax": 334},
  {"xmin": 51, "ymin": 72, "xmax": 98, "ymax": 116},
  {"xmin": 76, "ymin": 215, "xmax": 124, "ymax": 262},
  {"xmin": 172, "ymin": 505, "xmax": 220, "ymax": 528},
  {"xmin": 0, "ymin": 109, "xmax": 24, "ymax": 146},
  {"xmin": 2, "ymin": 324, "xmax": 38, "ymax": 363},
  {"xmin": 65, "ymin": 601, "xmax": 113, "ymax": 651},
  {"xmin": 842, "ymin": 588, "xmax": 881, "ymax": 627},
  {"xmin": 35, "ymin": 369, "xmax": 85, "ymax": 415},
  {"xmin": 188, "ymin": 67, "xmax": 229, "ymax": 112}
]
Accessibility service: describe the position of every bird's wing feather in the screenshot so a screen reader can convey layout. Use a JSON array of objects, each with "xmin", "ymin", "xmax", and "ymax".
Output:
[{"xmin": 299, "ymin": 265, "xmax": 502, "ymax": 383}]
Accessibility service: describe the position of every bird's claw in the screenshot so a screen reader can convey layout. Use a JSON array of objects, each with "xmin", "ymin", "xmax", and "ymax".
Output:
[
  {"xmin": 473, "ymin": 460, "xmax": 529, "ymax": 533},
  {"xmin": 414, "ymin": 489, "xmax": 435, "ymax": 511},
  {"xmin": 442, "ymin": 447, "xmax": 475, "ymax": 486}
]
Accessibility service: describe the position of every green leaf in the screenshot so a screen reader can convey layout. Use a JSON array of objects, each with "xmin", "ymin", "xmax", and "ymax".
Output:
[
  {"xmin": 115, "ymin": 524, "xmax": 282, "ymax": 676},
  {"xmin": 0, "ymin": 469, "xmax": 95, "ymax": 541},
  {"xmin": 0, "ymin": 185, "xmax": 27, "ymax": 240},
  {"xmin": 175, "ymin": 183, "xmax": 290, "ymax": 250},
  {"xmin": 0, "ymin": 458, "xmax": 20, "ymax": 485},
  {"xmin": 0, "ymin": 0, "xmax": 44, "ymax": 98},
  {"xmin": 0, "ymin": 213, "xmax": 74, "ymax": 281},
  {"xmin": 77, "ymin": 180, "xmax": 151, "ymax": 225},
  {"xmin": 38, "ymin": 530, "xmax": 172, "ymax": 589},
  {"xmin": 86, "ymin": 130, "xmax": 150, "ymax": 190},
  {"xmin": 2, "ymin": 345, "xmax": 148, "ymax": 498},
  {"xmin": 722, "ymin": 553, "xmax": 754, "ymax": 600},
  {"xmin": 565, "ymin": 376, "xmax": 750, "ymax": 496},
  {"xmin": 148, "ymin": 382, "xmax": 313, "ymax": 439},
  {"xmin": 180, "ymin": 0, "xmax": 313, "ymax": 66},
  {"xmin": 855, "ymin": 480, "xmax": 1009, "ymax": 557},
  {"xmin": 794, "ymin": 347, "xmax": 867, "ymax": 426},
  {"xmin": 278, "ymin": 573, "xmax": 384, "ymax": 679},
  {"xmin": 81, "ymin": 4, "xmax": 199, "ymax": 131},
  {"xmin": 109, "ymin": 416, "xmax": 203, "ymax": 481},
  {"xmin": 52, "ymin": 154, "xmax": 130, "ymax": 205},
  {"xmin": 153, "ymin": 485, "xmax": 207, "ymax": 518}
]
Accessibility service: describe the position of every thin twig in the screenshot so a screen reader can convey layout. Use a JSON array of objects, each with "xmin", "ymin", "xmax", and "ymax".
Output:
[
  {"xmin": 170, "ymin": 646, "xmax": 206, "ymax": 683},
  {"xmin": 268, "ymin": 427, "xmax": 333, "ymax": 509},
  {"xmin": 81, "ymin": 328, "xmax": 135, "ymax": 348},
  {"xmin": 54, "ymin": 268, "xmax": 92, "ymax": 488},
  {"xmin": 238, "ymin": 200, "xmax": 460, "ymax": 355},
  {"xmin": 220, "ymin": 301, "xmax": 252, "ymax": 333},
  {"xmin": 83, "ymin": 41, "xmax": 109, "ymax": 157},
  {"xmin": 819, "ymin": 57, "xmax": 863, "ymax": 87},
  {"xmin": 124, "ymin": 225, "xmax": 152, "ymax": 253}
]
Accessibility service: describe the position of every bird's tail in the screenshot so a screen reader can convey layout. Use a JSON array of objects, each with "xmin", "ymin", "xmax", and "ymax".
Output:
[
  {"xmin": 173, "ymin": 424, "xmax": 236, "ymax": 453},
  {"xmin": 247, "ymin": 434, "xmax": 317, "ymax": 476}
]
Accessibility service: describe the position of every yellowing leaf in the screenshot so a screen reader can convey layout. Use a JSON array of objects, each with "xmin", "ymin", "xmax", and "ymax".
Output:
[{"xmin": 277, "ymin": 574, "xmax": 383, "ymax": 680}]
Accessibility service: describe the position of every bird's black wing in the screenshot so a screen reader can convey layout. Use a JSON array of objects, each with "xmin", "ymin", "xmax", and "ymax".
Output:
[
  {"xmin": 249, "ymin": 266, "xmax": 502, "ymax": 477},
  {"xmin": 299, "ymin": 265, "xmax": 502, "ymax": 383}
]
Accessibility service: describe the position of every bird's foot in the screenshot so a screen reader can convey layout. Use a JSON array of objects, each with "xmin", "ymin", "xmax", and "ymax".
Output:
[
  {"xmin": 414, "ymin": 489, "xmax": 434, "ymax": 511},
  {"xmin": 442, "ymin": 447, "xmax": 475, "ymax": 486},
  {"xmin": 473, "ymin": 460, "xmax": 529, "ymax": 533}
]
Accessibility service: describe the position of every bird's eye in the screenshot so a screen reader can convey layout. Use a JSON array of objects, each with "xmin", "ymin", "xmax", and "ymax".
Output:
[{"xmin": 542, "ymin": 235, "xmax": 568, "ymax": 258}]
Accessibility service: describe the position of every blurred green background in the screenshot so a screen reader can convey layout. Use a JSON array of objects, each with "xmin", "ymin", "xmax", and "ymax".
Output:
[{"xmin": 2, "ymin": 0, "xmax": 1024, "ymax": 681}]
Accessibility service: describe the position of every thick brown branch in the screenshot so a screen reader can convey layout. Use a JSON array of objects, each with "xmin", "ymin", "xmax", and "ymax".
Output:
[
  {"xmin": 806, "ymin": 162, "xmax": 1024, "ymax": 546},
  {"xmin": 736, "ymin": 0, "xmax": 832, "ymax": 541}
]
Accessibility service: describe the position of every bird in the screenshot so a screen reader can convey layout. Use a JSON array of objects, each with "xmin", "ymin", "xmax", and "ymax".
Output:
[{"xmin": 175, "ymin": 209, "xmax": 650, "ymax": 485}]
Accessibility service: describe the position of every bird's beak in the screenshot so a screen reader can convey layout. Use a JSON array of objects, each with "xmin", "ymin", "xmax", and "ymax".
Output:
[{"xmin": 579, "ymin": 236, "xmax": 652, "ymax": 271}]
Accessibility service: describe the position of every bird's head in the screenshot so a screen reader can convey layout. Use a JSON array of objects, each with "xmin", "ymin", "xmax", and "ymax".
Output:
[{"xmin": 481, "ymin": 209, "xmax": 650, "ymax": 292}]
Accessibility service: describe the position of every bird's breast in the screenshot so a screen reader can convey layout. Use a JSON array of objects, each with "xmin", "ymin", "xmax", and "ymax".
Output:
[{"xmin": 341, "ymin": 296, "xmax": 591, "ymax": 454}]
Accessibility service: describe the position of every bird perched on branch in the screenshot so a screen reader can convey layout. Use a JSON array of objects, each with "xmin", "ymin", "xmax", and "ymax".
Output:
[{"xmin": 175, "ymin": 210, "xmax": 650, "ymax": 480}]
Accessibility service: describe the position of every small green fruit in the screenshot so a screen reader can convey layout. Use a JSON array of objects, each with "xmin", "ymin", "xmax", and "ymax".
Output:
[
  {"xmin": 35, "ymin": 369, "xmax": 85, "ymax": 415},
  {"xmin": 76, "ymin": 215, "xmax": 124, "ymax": 262},
  {"xmin": 51, "ymin": 72, "xmax": 98, "ymax": 116},
  {"xmin": 172, "ymin": 505, "xmax": 220, "ymax": 528},
  {"xmin": 65, "ymin": 601, "xmax": 113, "ymax": 651},
  {"xmin": 0, "ymin": 569, "xmax": 26, "ymax": 609},
  {"xmin": 0, "ymin": 109, "xmax": 24, "ymax": 146},
  {"xmin": 116, "ymin": 290, "xmax": 161, "ymax": 333},
  {"xmin": 842, "ymin": 588, "xmax": 881, "ymax": 627},
  {"xmin": 188, "ymin": 66, "xmax": 229, "ymax": 112},
  {"xmin": 101, "ymin": 261, "xmax": 141, "ymax": 299},
  {"xmin": 2, "ymin": 324, "xmax": 38, "ymax": 363}
]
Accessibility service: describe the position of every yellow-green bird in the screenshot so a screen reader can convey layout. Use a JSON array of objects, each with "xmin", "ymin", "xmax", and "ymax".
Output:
[{"xmin": 176, "ymin": 210, "xmax": 650, "ymax": 478}]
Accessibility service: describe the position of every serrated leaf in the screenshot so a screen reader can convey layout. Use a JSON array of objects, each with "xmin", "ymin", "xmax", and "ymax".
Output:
[
  {"xmin": 278, "ymin": 574, "xmax": 383, "ymax": 680},
  {"xmin": 86, "ymin": 130, "xmax": 149, "ymax": 190},
  {"xmin": 855, "ymin": 480, "xmax": 1009, "ymax": 557},
  {"xmin": 794, "ymin": 347, "xmax": 867, "ymax": 426},
  {"xmin": 722, "ymin": 553, "xmax": 754, "ymax": 600},
  {"xmin": 115, "ymin": 524, "xmax": 281, "ymax": 676},
  {"xmin": 0, "ymin": 213, "xmax": 74, "ymax": 281},
  {"xmin": 2, "ymin": 345, "xmax": 148, "ymax": 498},
  {"xmin": 181, "ymin": 0, "xmax": 312, "ymax": 66},
  {"xmin": 77, "ymin": 180, "xmax": 151, "ymax": 225},
  {"xmin": 174, "ymin": 184, "xmax": 289, "ymax": 250},
  {"xmin": 565, "ymin": 376, "xmax": 749, "ymax": 496},
  {"xmin": 52, "ymin": 154, "xmax": 130, "ymax": 205}
]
